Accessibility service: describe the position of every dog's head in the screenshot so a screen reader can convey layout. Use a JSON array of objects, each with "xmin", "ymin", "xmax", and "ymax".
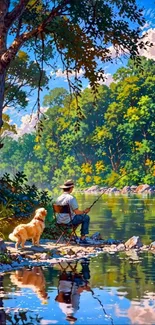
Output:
[{"xmin": 35, "ymin": 208, "xmax": 47, "ymax": 221}]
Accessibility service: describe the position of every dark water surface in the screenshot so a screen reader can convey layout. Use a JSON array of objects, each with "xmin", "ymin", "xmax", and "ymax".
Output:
[{"xmin": 1, "ymin": 195, "xmax": 155, "ymax": 325}]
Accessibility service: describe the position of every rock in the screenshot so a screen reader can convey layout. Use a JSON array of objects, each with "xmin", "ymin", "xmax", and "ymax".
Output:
[
  {"xmin": 125, "ymin": 236, "xmax": 143, "ymax": 249},
  {"xmin": 40, "ymin": 253, "xmax": 50, "ymax": 260},
  {"xmin": 150, "ymin": 241, "xmax": 155, "ymax": 250},
  {"xmin": 147, "ymin": 188, "xmax": 155, "ymax": 193},
  {"xmin": 90, "ymin": 232, "xmax": 102, "ymax": 241},
  {"xmin": 106, "ymin": 187, "xmax": 119, "ymax": 194},
  {"xmin": 103, "ymin": 239, "xmax": 123, "ymax": 245},
  {"xmin": 109, "ymin": 244, "xmax": 117, "ymax": 251},
  {"xmin": 30, "ymin": 246, "xmax": 47, "ymax": 253},
  {"xmin": 130, "ymin": 185, "xmax": 137, "ymax": 192},
  {"xmin": 11, "ymin": 261, "xmax": 20, "ymax": 267},
  {"xmin": 121, "ymin": 186, "xmax": 131, "ymax": 194},
  {"xmin": 0, "ymin": 235, "xmax": 153, "ymax": 275},
  {"xmin": 77, "ymin": 183, "xmax": 154, "ymax": 195},
  {"xmin": 102, "ymin": 246, "xmax": 110, "ymax": 252},
  {"xmin": 125, "ymin": 249, "xmax": 139, "ymax": 261},
  {"xmin": 135, "ymin": 184, "xmax": 151, "ymax": 193},
  {"xmin": 85, "ymin": 185, "xmax": 100, "ymax": 192},
  {"xmin": 99, "ymin": 187, "xmax": 108, "ymax": 192},
  {"xmin": 140, "ymin": 245, "xmax": 149, "ymax": 251},
  {"xmin": 23, "ymin": 254, "xmax": 34, "ymax": 259},
  {"xmin": 117, "ymin": 243, "xmax": 125, "ymax": 251},
  {"xmin": 0, "ymin": 239, "xmax": 7, "ymax": 253}
]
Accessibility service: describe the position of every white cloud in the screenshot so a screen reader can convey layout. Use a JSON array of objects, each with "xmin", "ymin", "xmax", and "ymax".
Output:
[
  {"xmin": 87, "ymin": 72, "xmax": 113, "ymax": 88},
  {"xmin": 3, "ymin": 106, "xmax": 11, "ymax": 113},
  {"xmin": 3, "ymin": 106, "xmax": 19, "ymax": 114},
  {"xmin": 99, "ymin": 73, "xmax": 113, "ymax": 86},
  {"xmin": 109, "ymin": 43, "xmax": 127, "ymax": 59},
  {"xmin": 139, "ymin": 28, "xmax": 155, "ymax": 59},
  {"xmin": 140, "ymin": 22, "xmax": 150, "ymax": 30},
  {"xmin": 108, "ymin": 45, "xmax": 119, "ymax": 59},
  {"xmin": 116, "ymin": 297, "xmax": 155, "ymax": 325},
  {"xmin": 52, "ymin": 67, "xmax": 113, "ymax": 86},
  {"xmin": 11, "ymin": 107, "xmax": 48, "ymax": 139},
  {"xmin": 108, "ymin": 28, "xmax": 155, "ymax": 61},
  {"xmin": 51, "ymin": 68, "xmax": 84, "ymax": 81}
]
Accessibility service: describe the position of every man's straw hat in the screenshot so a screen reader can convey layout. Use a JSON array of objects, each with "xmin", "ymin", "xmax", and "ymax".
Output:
[{"xmin": 59, "ymin": 179, "xmax": 74, "ymax": 189}]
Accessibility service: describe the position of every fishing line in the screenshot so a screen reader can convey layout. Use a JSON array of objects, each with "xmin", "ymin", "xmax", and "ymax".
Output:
[
  {"xmin": 90, "ymin": 288, "xmax": 114, "ymax": 325},
  {"xmin": 81, "ymin": 269, "xmax": 114, "ymax": 325}
]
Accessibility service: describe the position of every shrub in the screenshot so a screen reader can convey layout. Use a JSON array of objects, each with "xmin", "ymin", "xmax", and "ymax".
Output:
[{"xmin": 0, "ymin": 171, "xmax": 52, "ymax": 220}]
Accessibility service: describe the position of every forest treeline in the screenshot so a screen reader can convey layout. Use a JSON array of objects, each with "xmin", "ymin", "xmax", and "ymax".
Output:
[{"xmin": 1, "ymin": 57, "xmax": 155, "ymax": 190}]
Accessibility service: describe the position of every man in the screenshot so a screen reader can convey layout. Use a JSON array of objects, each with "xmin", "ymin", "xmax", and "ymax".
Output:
[{"xmin": 56, "ymin": 179, "xmax": 90, "ymax": 244}]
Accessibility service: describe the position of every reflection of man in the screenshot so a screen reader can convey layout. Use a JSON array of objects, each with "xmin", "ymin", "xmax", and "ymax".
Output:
[{"xmin": 55, "ymin": 261, "xmax": 91, "ymax": 324}]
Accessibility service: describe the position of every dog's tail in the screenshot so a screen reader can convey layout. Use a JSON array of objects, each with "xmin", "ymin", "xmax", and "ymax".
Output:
[{"xmin": 9, "ymin": 232, "xmax": 18, "ymax": 242}]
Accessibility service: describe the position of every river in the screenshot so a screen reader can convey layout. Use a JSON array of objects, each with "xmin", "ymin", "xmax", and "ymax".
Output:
[{"xmin": 0, "ymin": 194, "xmax": 155, "ymax": 325}]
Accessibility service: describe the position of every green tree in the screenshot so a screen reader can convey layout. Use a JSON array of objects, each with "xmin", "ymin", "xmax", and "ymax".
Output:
[
  {"xmin": 1, "ymin": 57, "xmax": 155, "ymax": 187},
  {"xmin": 0, "ymin": 0, "xmax": 147, "ymax": 130},
  {"xmin": 4, "ymin": 50, "xmax": 48, "ymax": 110},
  {"xmin": 92, "ymin": 101, "xmax": 127, "ymax": 172},
  {"xmin": 0, "ymin": 113, "xmax": 17, "ymax": 148},
  {"xmin": 0, "ymin": 135, "xmax": 22, "ymax": 175}
]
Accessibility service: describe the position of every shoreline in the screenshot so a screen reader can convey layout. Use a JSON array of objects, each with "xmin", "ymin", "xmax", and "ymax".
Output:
[
  {"xmin": 0, "ymin": 236, "xmax": 155, "ymax": 275},
  {"xmin": 79, "ymin": 184, "xmax": 155, "ymax": 195}
]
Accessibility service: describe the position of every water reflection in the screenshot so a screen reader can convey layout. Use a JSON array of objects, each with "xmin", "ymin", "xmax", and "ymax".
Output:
[
  {"xmin": 0, "ymin": 276, "xmax": 6, "ymax": 325},
  {"xmin": 76, "ymin": 195, "xmax": 155, "ymax": 244},
  {"xmin": 55, "ymin": 260, "xmax": 91, "ymax": 324},
  {"xmin": 10, "ymin": 266, "xmax": 48, "ymax": 304},
  {"xmin": 1, "ymin": 252, "xmax": 155, "ymax": 324},
  {"xmin": 116, "ymin": 297, "xmax": 155, "ymax": 325}
]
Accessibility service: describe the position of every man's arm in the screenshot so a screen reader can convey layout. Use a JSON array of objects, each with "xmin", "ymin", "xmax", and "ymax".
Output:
[
  {"xmin": 70, "ymin": 196, "xmax": 90, "ymax": 215},
  {"xmin": 73, "ymin": 208, "xmax": 90, "ymax": 215}
]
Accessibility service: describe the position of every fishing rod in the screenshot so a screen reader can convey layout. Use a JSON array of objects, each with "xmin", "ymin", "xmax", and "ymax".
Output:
[{"xmin": 88, "ymin": 171, "xmax": 130, "ymax": 210}]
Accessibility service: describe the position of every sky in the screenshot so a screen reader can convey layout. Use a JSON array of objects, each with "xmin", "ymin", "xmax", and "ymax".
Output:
[{"xmin": 5, "ymin": 0, "xmax": 155, "ymax": 137}]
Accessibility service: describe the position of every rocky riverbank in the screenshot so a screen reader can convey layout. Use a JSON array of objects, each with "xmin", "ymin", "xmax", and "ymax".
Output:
[
  {"xmin": 82, "ymin": 184, "xmax": 155, "ymax": 195},
  {"xmin": 0, "ymin": 235, "xmax": 155, "ymax": 274}
]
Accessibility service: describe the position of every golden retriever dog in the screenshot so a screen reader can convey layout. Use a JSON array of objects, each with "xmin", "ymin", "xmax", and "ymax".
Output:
[
  {"xmin": 10, "ymin": 266, "xmax": 48, "ymax": 304},
  {"xmin": 9, "ymin": 207, "xmax": 47, "ymax": 249}
]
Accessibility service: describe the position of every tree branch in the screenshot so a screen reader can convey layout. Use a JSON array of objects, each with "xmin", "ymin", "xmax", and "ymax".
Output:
[
  {"xmin": 1, "ymin": 0, "xmax": 70, "ymax": 68},
  {"xmin": 5, "ymin": 0, "xmax": 30, "ymax": 29}
]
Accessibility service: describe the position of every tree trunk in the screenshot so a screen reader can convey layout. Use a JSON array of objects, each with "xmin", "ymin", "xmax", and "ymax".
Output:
[
  {"xmin": 0, "ymin": 0, "xmax": 9, "ymax": 128},
  {"xmin": 108, "ymin": 145, "xmax": 117, "ymax": 172},
  {"xmin": 0, "ymin": 67, "xmax": 6, "ymax": 127}
]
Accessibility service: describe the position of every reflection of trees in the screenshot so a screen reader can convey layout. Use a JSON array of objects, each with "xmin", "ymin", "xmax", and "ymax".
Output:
[
  {"xmin": 6, "ymin": 312, "xmax": 42, "ymax": 325},
  {"xmin": 77, "ymin": 194, "xmax": 155, "ymax": 242},
  {"xmin": 43, "ymin": 267, "xmax": 59, "ymax": 288},
  {"xmin": 2, "ymin": 267, "xmax": 46, "ymax": 325},
  {"xmin": 0, "ymin": 276, "xmax": 6, "ymax": 325},
  {"xmin": 89, "ymin": 253, "xmax": 155, "ymax": 301}
]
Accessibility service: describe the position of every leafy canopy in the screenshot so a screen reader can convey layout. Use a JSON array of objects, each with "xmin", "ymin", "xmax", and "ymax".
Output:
[{"xmin": 0, "ymin": 0, "xmax": 149, "ymax": 128}]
